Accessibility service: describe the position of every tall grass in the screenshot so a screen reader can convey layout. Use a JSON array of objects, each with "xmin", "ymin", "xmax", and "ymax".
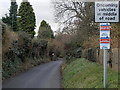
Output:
[{"xmin": 63, "ymin": 58, "xmax": 118, "ymax": 88}]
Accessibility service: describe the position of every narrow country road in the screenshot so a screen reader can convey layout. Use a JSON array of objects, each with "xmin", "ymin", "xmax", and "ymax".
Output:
[{"xmin": 3, "ymin": 59, "xmax": 63, "ymax": 88}]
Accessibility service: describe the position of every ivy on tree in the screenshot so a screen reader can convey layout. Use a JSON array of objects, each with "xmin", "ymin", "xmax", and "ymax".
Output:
[{"xmin": 18, "ymin": 1, "xmax": 36, "ymax": 38}]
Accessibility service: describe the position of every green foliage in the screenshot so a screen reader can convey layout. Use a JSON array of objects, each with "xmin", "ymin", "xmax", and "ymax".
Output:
[
  {"xmin": 3, "ymin": 58, "xmax": 22, "ymax": 78},
  {"xmin": 2, "ymin": 24, "xmax": 19, "ymax": 62},
  {"xmin": 2, "ymin": 1, "xmax": 18, "ymax": 32},
  {"xmin": 18, "ymin": 1, "xmax": 36, "ymax": 38},
  {"xmin": 38, "ymin": 20, "xmax": 54, "ymax": 39},
  {"xmin": 2, "ymin": 14, "xmax": 11, "ymax": 26},
  {"xmin": 63, "ymin": 58, "xmax": 118, "ymax": 88},
  {"xmin": 32, "ymin": 38, "xmax": 48, "ymax": 59},
  {"xmin": 9, "ymin": 1, "xmax": 18, "ymax": 31},
  {"xmin": 2, "ymin": 30, "xmax": 32, "ymax": 62},
  {"xmin": 2, "ymin": 24, "xmax": 32, "ymax": 78},
  {"xmin": 40, "ymin": 20, "xmax": 48, "ymax": 27},
  {"xmin": 17, "ymin": 31, "xmax": 32, "ymax": 61},
  {"xmin": 2, "ymin": 19, "xmax": 53, "ymax": 79}
]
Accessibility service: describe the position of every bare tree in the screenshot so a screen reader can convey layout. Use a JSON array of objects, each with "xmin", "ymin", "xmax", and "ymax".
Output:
[
  {"xmin": 52, "ymin": 0, "xmax": 98, "ymax": 38},
  {"xmin": 53, "ymin": 0, "xmax": 84, "ymax": 23}
]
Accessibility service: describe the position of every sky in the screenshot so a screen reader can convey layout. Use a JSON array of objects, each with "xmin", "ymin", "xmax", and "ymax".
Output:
[{"xmin": 0, "ymin": 0, "xmax": 59, "ymax": 36}]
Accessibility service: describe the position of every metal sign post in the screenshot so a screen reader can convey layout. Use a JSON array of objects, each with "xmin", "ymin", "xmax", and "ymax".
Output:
[
  {"xmin": 104, "ymin": 49, "xmax": 107, "ymax": 88},
  {"xmin": 100, "ymin": 23, "xmax": 110, "ymax": 88}
]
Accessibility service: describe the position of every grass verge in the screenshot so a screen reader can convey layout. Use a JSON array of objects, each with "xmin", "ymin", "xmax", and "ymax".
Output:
[{"xmin": 63, "ymin": 58, "xmax": 118, "ymax": 88}]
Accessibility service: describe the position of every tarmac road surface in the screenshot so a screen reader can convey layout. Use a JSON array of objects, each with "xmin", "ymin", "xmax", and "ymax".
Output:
[{"xmin": 3, "ymin": 60, "xmax": 63, "ymax": 88}]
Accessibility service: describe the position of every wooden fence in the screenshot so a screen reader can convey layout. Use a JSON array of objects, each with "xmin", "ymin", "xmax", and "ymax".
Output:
[{"xmin": 81, "ymin": 48, "xmax": 119, "ymax": 72}]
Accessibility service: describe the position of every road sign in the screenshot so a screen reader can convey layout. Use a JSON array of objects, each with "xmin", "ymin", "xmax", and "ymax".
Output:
[
  {"xmin": 95, "ymin": 1, "xmax": 119, "ymax": 88},
  {"xmin": 100, "ymin": 23, "xmax": 110, "ymax": 49},
  {"xmin": 95, "ymin": 1, "xmax": 119, "ymax": 22},
  {"xmin": 100, "ymin": 31, "xmax": 110, "ymax": 39}
]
